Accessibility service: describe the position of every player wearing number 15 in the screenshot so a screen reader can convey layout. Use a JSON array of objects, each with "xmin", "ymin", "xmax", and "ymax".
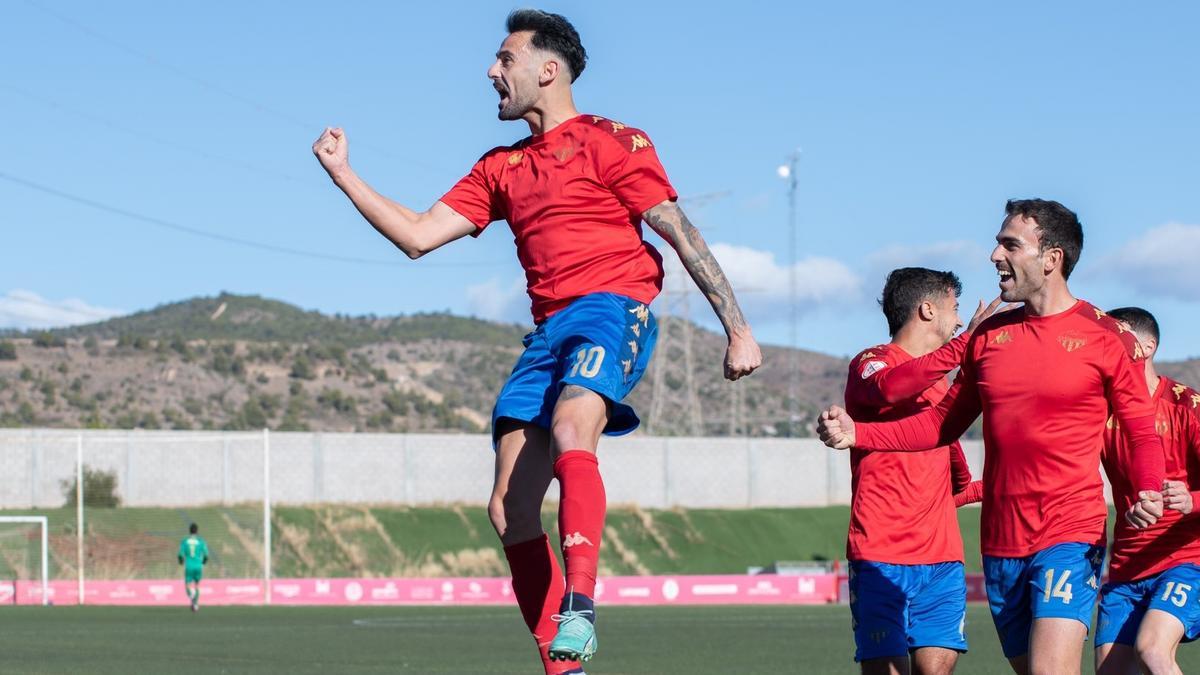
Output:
[
  {"xmin": 178, "ymin": 523, "xmax": 208, "ymax": 612},
  {"xmin": 312, "ymin": 10, "xmax": 760, "ymax": 673},
  {"xmin": 1096, "ymin": 308, "xmax": 1200, "ymax": 675}
]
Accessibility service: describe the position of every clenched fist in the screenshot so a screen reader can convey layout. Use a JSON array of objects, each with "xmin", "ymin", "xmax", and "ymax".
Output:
[
  {"xmin": 724, "ymin": 332, "xmax": 762, "ymax": 381},
  {"xmin": 817, "ymin": 406, "xmax": 857, "ymax": 449},
  {"xmin": 312, "ymin": 127, "xmax": 350, "ymax": 177}
]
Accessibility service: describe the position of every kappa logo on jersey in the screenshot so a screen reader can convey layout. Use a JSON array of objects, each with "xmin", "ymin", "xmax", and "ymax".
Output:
[
  {"xmin": 610, "ymin": 121, "xmax": 627, "ymax": 132},
  {"xmin": 1094, "ymin": 307, "xmax": 1108, "ymax": 320},
  {"xmin": 992, "ymin": 330, "xmax": 1013, "ymax": 345},
  {"xmin": 1174, "ymin": 383, "xmax": 1188, "ymax": 400},
  {"xmin": 629, "ymin": 304, "xmax": 650, "ymax": 326},
  {"xmin": 629, "ymin": 134, "xmax": 652, "ymax": 152},
  {"xmin": 1058, "ymin": 331, "xmax": 1087, "ymax": 353},
  {"xmin": 860, "ymin": 360, "xmax": 887, "ymax": 379},
  {"xmin": 507, "ymin": 151, "xmax": 524, "ymax": 166},
  {"xmin": 562, "ymin": 532, "xmax": 595, "ymax": 548}
]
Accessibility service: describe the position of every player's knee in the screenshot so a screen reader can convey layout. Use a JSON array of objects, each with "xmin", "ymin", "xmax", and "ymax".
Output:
[
  {"xmin": 550, "ymin": 420, "xmax": 584, "ymax": 453},
  {"xmin": 1134, "ymin": 637, "xmax": 1175, "ymax": 675}
]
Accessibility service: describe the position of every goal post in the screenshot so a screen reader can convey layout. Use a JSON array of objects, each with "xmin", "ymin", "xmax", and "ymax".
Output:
[{"xmin": 0, "ymin": 516, "xmax": 49, "ymax": 606}]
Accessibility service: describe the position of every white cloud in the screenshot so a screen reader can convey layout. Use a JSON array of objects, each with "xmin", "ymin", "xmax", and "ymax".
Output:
[
  {"xmin": 662, "ymin": 243, "xmax": 862, "ymax": 325},
  {"xmin": 0, "ymin": 290, "xmax": 125, "ymax": 330},
  {"xmin": 865, "ymin": 240, "xmax": 987, "ymax": 277},
  {"xmin": 465, "ymin": 275, "xmax": 529, "ymax": 323},
  {"xmin": 1094, "ymin": 223, "xmax": 1200, "ymax": 302}
]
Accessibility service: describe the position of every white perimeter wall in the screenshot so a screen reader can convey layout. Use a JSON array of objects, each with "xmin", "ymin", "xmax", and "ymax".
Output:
[{"xmin": 0, "ymin": 429, "xmax": 1017, "ymax": 508}]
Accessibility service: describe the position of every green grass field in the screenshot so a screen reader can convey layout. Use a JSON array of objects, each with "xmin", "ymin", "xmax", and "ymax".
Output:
[{"xmin": 2, "ymin": 604, "xmax": 1195, "ymax": 674}]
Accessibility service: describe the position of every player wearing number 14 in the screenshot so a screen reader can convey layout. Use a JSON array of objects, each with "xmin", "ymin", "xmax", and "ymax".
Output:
[{"xmin": 312, "ymin": 10, "xmax": 760, "ymax": 672}]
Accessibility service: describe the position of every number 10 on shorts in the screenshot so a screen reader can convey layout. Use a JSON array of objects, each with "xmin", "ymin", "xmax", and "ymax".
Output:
[
  {"xmin": 1043, "ymin": 569, "xmax": 1074, "ymax": 604},
  {"xmin": 568, "ymin": 346, "xmax": 605, "ymax": 378}
]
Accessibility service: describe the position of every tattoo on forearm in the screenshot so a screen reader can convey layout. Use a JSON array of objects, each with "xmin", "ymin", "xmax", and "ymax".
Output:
[{"xmin": 644, "ymin": 204, "xmax": 749, "ymax": 335}]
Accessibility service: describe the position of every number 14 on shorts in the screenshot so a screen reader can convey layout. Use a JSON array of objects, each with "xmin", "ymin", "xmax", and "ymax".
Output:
[{"xmin": 1043, "ymin": 568, "xmax": 1100, "ymax": 605}]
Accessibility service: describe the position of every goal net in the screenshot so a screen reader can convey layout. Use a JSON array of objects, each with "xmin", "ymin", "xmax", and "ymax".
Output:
[{"xmin": 0, "ymin": 516, "xmax": 49, "ymax": 606}]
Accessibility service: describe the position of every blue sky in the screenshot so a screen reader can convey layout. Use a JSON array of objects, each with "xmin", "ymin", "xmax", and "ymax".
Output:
[{"xmin": 3, "ymin": 1, "xmax": 1198, "ymax": 359}]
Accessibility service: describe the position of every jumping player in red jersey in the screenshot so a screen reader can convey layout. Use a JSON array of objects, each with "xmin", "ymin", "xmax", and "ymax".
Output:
[
  {"xmin": 818, "ymin": 199, "xmax": 1166, "ymax": 675},
  {"xmin": 312, "ymin": 10, "xmax": 761, "ymax": 673},
  {"xmin": 1095, "ymin": 307, "xmax": 1200, "ymax": 675},
  {"xmin": 844, "ymin": 267, "xmax": 1001, "ymax": 675}
]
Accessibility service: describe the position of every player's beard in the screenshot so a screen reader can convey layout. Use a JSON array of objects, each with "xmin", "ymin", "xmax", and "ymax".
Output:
[{"xmin": 498, "ymin": 88, "xmax": 537, "ymax": 121}]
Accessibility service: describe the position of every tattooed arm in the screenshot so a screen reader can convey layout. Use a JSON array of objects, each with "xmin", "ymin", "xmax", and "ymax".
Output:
[{"xmin": 643, "ymin": 200, "xmax": 762, "ymax": 380}]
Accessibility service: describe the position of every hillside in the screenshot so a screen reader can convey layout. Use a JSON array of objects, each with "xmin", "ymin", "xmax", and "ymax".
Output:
[{"xmin": 0, "ymin": 293, "xmax": 848, "ymax": 436}]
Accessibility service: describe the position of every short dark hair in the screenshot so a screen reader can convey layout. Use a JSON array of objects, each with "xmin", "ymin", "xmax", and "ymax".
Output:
[
  {"xmin": 1005, "ymin": 198, "xmax": 1084, "ymax": 280},
  {"xmin": 506, "ymin": 9, "xmax": 587, "ymax": 82},
  {"xmin": 1108, "ymin": 306, "xmax": 1160, "ymax": 346},
  {"xmin": 189, "ymin": 523, "xmax": 198, "ymax": 534},
  {"xmin": 879, "ymin": 267, "xmax": 963, "ymax": 337}
]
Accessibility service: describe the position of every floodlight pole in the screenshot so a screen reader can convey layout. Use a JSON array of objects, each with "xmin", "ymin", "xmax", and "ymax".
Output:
[{"xmin": 784, "ymin": 150, "xmax": 802, "ymax": 433}]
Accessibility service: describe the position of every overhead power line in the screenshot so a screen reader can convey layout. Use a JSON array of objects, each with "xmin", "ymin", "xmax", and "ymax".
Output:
[{"xmin": 0, "ymin": 170, "xmax": 502, "ymax": 268}]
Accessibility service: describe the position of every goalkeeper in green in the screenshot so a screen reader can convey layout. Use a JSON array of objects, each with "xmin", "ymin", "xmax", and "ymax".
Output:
[{"xmin": 178, "ymin": 523, "xmax": 209, "ymax": 612}]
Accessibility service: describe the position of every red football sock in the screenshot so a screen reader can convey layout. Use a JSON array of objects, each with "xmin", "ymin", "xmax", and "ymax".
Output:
[
  {"xmin": 554, "ymin": 450, "xmax": 606, "ymax": 599},
  {"xmin": 503, "ymin": 534, "xmax": 572, "ymax": 674}
]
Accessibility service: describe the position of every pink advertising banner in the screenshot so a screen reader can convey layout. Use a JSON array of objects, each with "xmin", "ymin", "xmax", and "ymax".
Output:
[{"xmin": 1, "ymin": 573, "xmax": 840, "ymax": 607}]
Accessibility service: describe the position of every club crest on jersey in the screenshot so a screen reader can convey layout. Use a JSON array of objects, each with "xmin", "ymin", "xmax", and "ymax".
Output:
[
  {"xmin": 1058, "ymin": 331, "xmax": 1087, "ymax": 353},
  {"xmin": 507, "ymin": 151, "xmax": 524, "ymax": 165},
  {"xmin": 860, "ymin": 361, "xmax": 887, "ymax": 379},
  {"xmin": 992, "ymin": 330, "xmax": 1012, "ymax": 345},
  {"xmin": 553, "ymin": 145, "xmax": 577, "ymax": 162}
]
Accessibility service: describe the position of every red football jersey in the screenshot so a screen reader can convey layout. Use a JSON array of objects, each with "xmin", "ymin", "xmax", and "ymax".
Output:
[
  {"xmin": 844, "ymin": 335, "xmax": 974, "ymax": 564},
  {"xmin": 1104, "ymin": 376, "xmax": 1200, "ymax": 582},
  {"xmin": 855, "ymin": 301, "xmax": 1165, "ymax": 558},
  {"xmin": 439, "ymin": 114, "xmax": 676, "ymax": 323}
]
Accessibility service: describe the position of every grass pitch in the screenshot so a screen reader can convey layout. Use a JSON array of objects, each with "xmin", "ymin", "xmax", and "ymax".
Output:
[{"xmin": 3, "ymin": 604, "xmax": 1194, "ymax": 674}]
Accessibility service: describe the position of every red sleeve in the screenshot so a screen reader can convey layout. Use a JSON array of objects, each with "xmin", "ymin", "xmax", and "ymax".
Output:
[
  {"xmin": 439, "ymin": 151, "xmax": 504, "ymax": 236},
  {"xmin": 955, "ymin": 480, "xmax": 984, "ymax": 507},
  {"xmin": 852, "ymin": 333, "xmax": 968, "ymax": 407},
  {"xmin": 1186, "ymin": 401, "xmax": 1200, "ymax": 508},
  {"xmin": 596, "ymin": 130, "xmax": 678, "ymax": 214},
  {"xmin": 1105, "ymin": 336, "xmax": 1165, "ymax": 493},
  {"xmin": 950, "ymin": 441, "xmax": 973, "ymax": 493},
  {"xmin": 855, "ymin": 348, "xmax": 983, "ymax": 452}
]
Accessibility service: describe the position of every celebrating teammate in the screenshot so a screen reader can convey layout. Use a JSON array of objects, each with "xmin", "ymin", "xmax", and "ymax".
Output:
[
  {"xmin": 178, "ymin": 523, "xmax": 209, "ymax": 612},
  {"xmin": 312, "ymin": 10, "xmax": 760, "ymax": 672},
  {"xmin": 818, "ymin": 199, "xmax": 1166, "ymax": 675},
  {"xmin": 1096, "ymin": 307, "xmax": 1200, "ymax": 675},
  {"xmin": 844, "ymin": 267, "xmax": 996, "ymax": 674}
]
